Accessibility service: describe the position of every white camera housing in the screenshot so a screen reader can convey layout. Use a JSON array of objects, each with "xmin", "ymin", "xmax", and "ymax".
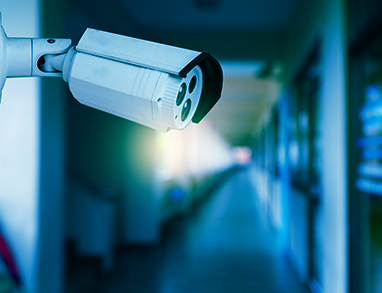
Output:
[
  {"xmin": 62, "ymin": 29, "xmax": 206, "ymax": 131},
  {"xmin": 0, "ymin": 13, "xmax": 223, "ymax": 132}
]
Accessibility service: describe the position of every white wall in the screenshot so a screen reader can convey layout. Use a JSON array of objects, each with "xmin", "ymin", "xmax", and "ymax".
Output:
[
  {"xmin": 320, "ymin": 1, "xmax": 347, "ymax": 292},
  {"xmin": 0, "ymin": 1, "xmax": 41, "ymax": 292},
  {"xmin": 0, "ymin": 2, "xmax": 66, "ymax": 293},
  {"xmin": 285, "ymin": 0, "xmax": 348, "ymax": 292}
]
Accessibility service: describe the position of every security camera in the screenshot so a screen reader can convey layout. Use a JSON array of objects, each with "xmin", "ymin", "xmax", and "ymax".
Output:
[{"xmin": 0, "ymin": 13, "xmax": 223, "ymax": 132}]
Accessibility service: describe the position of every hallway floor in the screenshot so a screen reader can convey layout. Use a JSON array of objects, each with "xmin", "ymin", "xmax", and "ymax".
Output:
[{"xmin": 66, "ymin": 169, "xmax": 309, "ymax": 293}]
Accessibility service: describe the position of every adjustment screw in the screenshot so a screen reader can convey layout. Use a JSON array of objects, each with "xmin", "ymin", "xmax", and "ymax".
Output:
[{"xmin": 47, "ymin": 39, "xmax": 55, "ymax": 44}]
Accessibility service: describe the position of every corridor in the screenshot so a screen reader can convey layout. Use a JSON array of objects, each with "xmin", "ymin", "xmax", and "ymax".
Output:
[
  {"xmin": 67, "ymin": 169, "xmax": 309, "ymax": 293},
  {"xmin": 1, "ymin": 1, "xmax": 380, "ymax": 292}
]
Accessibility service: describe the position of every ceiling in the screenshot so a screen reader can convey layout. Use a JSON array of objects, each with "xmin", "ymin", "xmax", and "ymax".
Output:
[
  {"xmin": 208, "ymin": 62, "xmax": 282, "ymax": 146},
  {"xmin": 72, "ymin": 0, "xmax": 297, "ymax": 147},
  {"xmin": 121, "ymin": 0, "xmax": 296, "ymax": 32}
]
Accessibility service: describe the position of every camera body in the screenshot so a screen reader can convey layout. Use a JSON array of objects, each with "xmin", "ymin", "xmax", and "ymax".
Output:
[
  {"xmin": 67, "ymin": 52, "xmax": 203, "ymax": 131},
  {"xmin": 0, "ymin": 15, "xmax": 223, "ymax": 132}
]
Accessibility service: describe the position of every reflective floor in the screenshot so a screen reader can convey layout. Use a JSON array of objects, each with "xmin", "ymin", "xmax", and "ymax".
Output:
[{"xmin": 66, "ymin": 169, "xmax": 309, "ymax": 293}]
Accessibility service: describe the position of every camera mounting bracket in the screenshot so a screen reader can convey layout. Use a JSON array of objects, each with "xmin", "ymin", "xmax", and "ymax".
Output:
[{"xmin": 0, "ymin": 12, "xmax": 71, "ymax": 102}]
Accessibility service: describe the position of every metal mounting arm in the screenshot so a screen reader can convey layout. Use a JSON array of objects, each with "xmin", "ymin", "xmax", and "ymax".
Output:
[{"xmin": 0, "ymin": 13, "xmax": 71, "ymax": 102}]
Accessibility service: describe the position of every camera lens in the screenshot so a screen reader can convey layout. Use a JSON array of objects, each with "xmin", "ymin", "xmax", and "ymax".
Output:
[
  {"xmin": 189, "ymin": 76, "xmax": 197, "ymax": 94},
  {"xmin": 176, "ymin": 83, "xmax": 187, "ymax": 106},
  {"xmin": 181, "ymin": 99, "xmax": 192, "ymax": 121}
]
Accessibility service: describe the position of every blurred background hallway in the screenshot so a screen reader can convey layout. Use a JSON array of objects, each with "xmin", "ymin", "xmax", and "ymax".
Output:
[
  {"xmin": 1, "ymin": 0, "xmax": 382, "ymax": 293},
  {"xmin": 66, "ymin": 169, "xmax": 309, "ymax": 293}
]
